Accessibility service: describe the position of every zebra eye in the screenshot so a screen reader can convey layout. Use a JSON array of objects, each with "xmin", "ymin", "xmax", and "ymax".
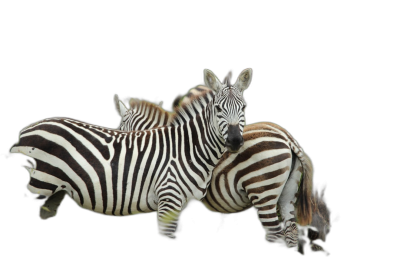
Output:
[
  {"xmin": 242, "ymin": 105, "xmax": 246, "ymax": 111},
  {"xmin": 215, "ymin": 105, "xmax": 222, "ymax": 113}
]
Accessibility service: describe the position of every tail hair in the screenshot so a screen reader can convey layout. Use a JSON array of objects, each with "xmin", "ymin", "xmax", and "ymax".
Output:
[
  {"xmin": 296, "ymin": 152, "xmax": 313, "ymax": 225},
  {"xmin": 310, "ymin": 187, "xmax": 331, "ymax": 242}
]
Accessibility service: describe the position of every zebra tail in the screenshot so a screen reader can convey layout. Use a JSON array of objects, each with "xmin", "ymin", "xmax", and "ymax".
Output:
[
  {"xmin": 296, "ymin": 152, "xmax": 313, "ymax": 226},
  {"xmin": 309, "ymin": 187, "xmax": 331, "ymax": 242}
]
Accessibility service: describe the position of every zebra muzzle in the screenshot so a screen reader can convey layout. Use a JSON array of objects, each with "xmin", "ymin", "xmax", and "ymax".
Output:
[{"xmin": 225, "ymin": 124, "xmax": 244, "ymax": 153}]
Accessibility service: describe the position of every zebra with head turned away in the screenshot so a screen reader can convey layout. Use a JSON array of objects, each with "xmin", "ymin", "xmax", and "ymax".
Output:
[
  {"xmin": 10, "ymin": 68, "xmax": 252, "ymax": 238},
  {"xmin": 114, "ymin": 82, "xmax": 314, "ymax": 247}
]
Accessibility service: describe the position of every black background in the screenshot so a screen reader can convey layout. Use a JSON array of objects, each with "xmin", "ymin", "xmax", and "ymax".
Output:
[{"xmin": 1, "ymin": 11, "xmax": 366, "ymax": 265}]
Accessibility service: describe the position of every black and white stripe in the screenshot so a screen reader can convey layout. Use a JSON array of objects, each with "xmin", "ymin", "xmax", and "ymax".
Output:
[
  {"xmin": 112, "ymin": 86, "xmax": 315, "ymax": 247},
  {"xmin": 115, "ymin": 95, "xmax": 171, "ymax": 131},
  {"xmin": 11, "ymin": 69, "xmax": 252, "ymax": 238}
]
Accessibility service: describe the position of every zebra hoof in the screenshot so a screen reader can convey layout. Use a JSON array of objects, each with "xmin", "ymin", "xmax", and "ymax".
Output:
[
  {"xmin": 158, "ymin": 232, "xmax": 176, "ymax": 240},
  {"xmin": 165, "ymin": 234, "xmax": 176, "ymax": 239},
  {"xmin": 266, "ymin": 230, "xmax": 284, "ymax": 243},
  {"xmin": 39, "ymin": 191, "xmax": 66, "ymax": 220},
  {"xmin": 286, "ymin": 241, "xmax": 298, "ymax": 248},
  {"xmin": 284, "ymin": 222, "xmax": 298, "ymax": 248},
  {"xmin": 311, "ymin": 244, "xmax": 329, "ymax": 255}
]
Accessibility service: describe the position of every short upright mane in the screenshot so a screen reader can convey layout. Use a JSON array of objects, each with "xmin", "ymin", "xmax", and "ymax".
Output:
[{"xmin": 129, "ymin": 98, "xmax": 170, "ymax": 115}]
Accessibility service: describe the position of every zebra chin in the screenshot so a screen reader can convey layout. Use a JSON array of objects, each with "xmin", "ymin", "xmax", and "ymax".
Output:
[
  {"xmin": 225, "ymin": 138, "xmax": 244, "ymax": 153},
  {"xmin": 225, "ymin": 144, "xmax": 243, "ymax": 153}
]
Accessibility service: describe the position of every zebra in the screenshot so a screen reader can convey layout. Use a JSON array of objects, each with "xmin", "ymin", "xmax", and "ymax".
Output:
[
  {"xmin": 115, "ymin": 96, "xmax": 172, "ymax": 131},
  {"xmin": 10, "ymin": 68, "xmax": 253, "ymax": 238},
  {"xmin": 113, "ymin": 84, "xmax": 314, "ymax": 247}
]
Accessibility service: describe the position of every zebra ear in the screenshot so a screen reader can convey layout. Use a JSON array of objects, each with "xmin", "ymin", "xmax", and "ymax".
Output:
[
  {"xmin": 234, "ymin": 68, "xmax": 253, "ymax": 92},
  {"xmin": 204, "ymin": 69, "xmax": 223, "ymax": 92},
  {"xmin": 114, "ymin": 95, "xmax": 128, "ymax": 117}
]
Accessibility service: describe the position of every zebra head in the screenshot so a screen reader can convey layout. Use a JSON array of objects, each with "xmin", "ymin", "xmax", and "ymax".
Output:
[
  {"xmin": 204, "ymin": 68, "xmax": 252, "ymax": 153},
  {"xmin": 114, "ymin": 94, "xmax": 132, "ymax": 131}
]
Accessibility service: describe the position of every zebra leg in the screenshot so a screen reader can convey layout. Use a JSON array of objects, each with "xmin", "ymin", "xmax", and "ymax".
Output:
[
  {"xmin": 40, "ymin": 190, "xmax": 66, "ymax": 219},
  {"xmin": 244, "ymin": 161, "xmax": 295, "ymax": 243},
  {"xmin": 158, "ymin": 199, "xmax": 182, "ymax": 240},
  {"xmin": 252, "ymin": 197, "xmax": 284, "ymax": 243},
  {"xmin": 278, "ymin": 157, "xmax": 303, "ymax": 247}
]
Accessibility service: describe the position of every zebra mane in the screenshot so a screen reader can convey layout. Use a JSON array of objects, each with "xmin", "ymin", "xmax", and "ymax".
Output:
[
  {"xmin": 169, "ymin": 93, "xmax": 212, "ymax": 126},
  {"xmin": 128, "ymin": 97, "xmax": 170, "ymax": 118},
  {"xmin": 128, "ymin": 98, "xmax": 172, "ymax": 121},
  {"xmin": 174, "ymin": 85, "xmax": 213, "ymax": 110}
]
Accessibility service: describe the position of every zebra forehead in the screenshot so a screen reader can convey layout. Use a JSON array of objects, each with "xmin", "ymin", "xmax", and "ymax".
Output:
[
  {"xmin": 217, "ymin": 86, "xmax": 243, "ymax": 99},
  {"xmin": 215, "ymin": 87, "xmax": 244, "ymax": 104}
]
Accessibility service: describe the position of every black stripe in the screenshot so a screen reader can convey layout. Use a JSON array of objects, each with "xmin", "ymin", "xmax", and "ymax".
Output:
[
  {"xmin": 246, "ymin": 182, "xmax": 285, "ymax": 195},
  {"xmin": 258, "ymin": 213, "xmax": 278, "ymax": 219},
  {"xmin": 252, "ymin": 194, "xmax": 278, "ymax": 206},
  {"xmin": 111, "ymin": 135, "xmax": 123, "ymax": 215},
  {"xmin": 242, "ymin": 167, "xmax": 290, "ymax": 188},
  {"xmin": 171, "ymin": 127, "xmax": 177, "ymax": 158},
  {"xmin": 262, "ymin": 220, "xmax": 280, "ymax": 227},
  {"xmin": 120, "ymin": 135, "xmax": 134, "ymax": 215},
  {"xmin": 29, "ymin": 177, "xmax": 58, "ymax": 193}
]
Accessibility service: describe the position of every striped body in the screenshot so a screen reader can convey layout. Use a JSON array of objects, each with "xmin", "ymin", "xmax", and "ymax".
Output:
[
  {"xmin": 114, "ymin": 86, "xmax": 313, "ymax": 246},
  {"xmin": 11, "ymin": 68, "xmax": 253, "ymax": 238},
  {"xmin": 12, "ymin": 111, "xmax": 219, "ymax": 215}
]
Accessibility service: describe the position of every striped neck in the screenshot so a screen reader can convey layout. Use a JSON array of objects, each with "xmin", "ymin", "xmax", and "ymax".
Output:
[{"xmin": 201, "ymin": 98, "xmax": 227, "ymax": 167}]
